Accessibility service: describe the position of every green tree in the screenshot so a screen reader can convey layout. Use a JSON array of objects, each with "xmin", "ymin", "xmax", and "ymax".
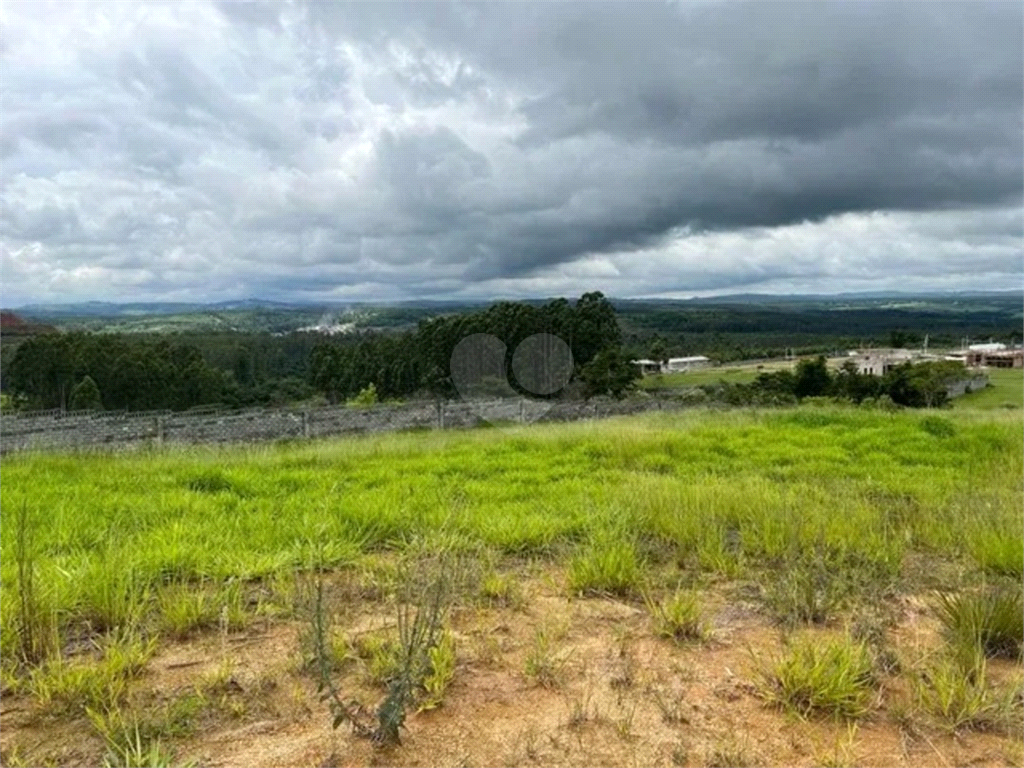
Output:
[
  {"xmin": 648, "ymin": 337, "xmax": 669, "ymax": 367},
  {"xmin": 69, "ymin": 375, "xmax": 102, "ymax": 411},
  {"xmin": 579, "ymin": 347, "xmax": 640, "ymax": 399},
  {"xmin": 793, "ymin": 356, "xmax": 832, "ymax": 399}
]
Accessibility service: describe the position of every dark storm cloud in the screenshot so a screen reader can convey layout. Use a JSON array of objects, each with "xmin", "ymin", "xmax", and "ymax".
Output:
[{"xmin": 0, "ymin": 0, "xmax": 1020, "ymax": 304}]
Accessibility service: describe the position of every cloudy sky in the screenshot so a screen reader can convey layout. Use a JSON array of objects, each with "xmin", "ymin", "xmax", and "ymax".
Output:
[{"xmin": 1, "ymin": 1, "xmax": 1021, "ymax": 306}]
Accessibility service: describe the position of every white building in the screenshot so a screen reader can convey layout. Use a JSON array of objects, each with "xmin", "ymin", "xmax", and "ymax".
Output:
[
  {"xmin": 631, "ymin": 355, "xmax": 712, "ymax": 375},
  {"xmin": 665, "ymin": 356, "xmax": 711, "ymax": 373},
  {"xmin": 849, "ymin": 349, "xmax": 914, "ymax": 376}
]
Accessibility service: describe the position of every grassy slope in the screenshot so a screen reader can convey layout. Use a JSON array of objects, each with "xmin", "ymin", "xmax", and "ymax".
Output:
[
  {"xmin": 952, "ymin": 367, "xmax": 1024, "ymax": 410},
  {"xmin": 2, "ymin": 407, "xmax": 1021, "ymax": 653}
]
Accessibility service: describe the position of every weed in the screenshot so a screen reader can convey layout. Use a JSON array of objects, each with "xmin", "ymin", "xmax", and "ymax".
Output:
[
  {"xmin": 419, "ymin": 630, "xmax": 456, "ymax": 711},
  {"xmin": 609, "ymin": 638, "xmax": 637, "ymax": 691},
  {"xmin": 309, "ymin": 580, "xmax": 371, "ymax": 736},
  {"xmin": 648, "ymin": 684, "xmax": 690, "ymax": 725},
  {"xmin": 524, "ymin": 625, "xmax": 569, "ymax": 689},
  {"xmin": 762, "ymin": 548, "xmax": 850, "ymax": 626},
  {"xmin": 910, "ymin": 650, "xmax": 1019, "ymax": 733},
  {"xmin": 157, "ymin": 584, "xmax": 219, "ymax": 639},
  {"xmin": 352, "ymin": 633, "xmax": 402, "ymax": 685},
  {"xmin": 29, "ymin": 632, "xmax": 155, "ymax": 716},
  {"xmin": 850, "ymin": 609, "xmax": 901, "ymax": 676},
  {"xmin": 756, "ymin": 636, "xmax": 875, "ymax": 719},
  {"xmin": 670, "ymin": 740, "xmax": 689, "ymax": 767},
  {"xmin": 568, "ymin": 540, "xmax": 642, "ymax": 597},
  {"xmin": 12, "ymin": 502, "xmax": 58, "ymax": 665},
  {"xmin": 705, "ymin": 734, "xmax": 754, "ymax": 768},
  {"xmin": 935, "ymin": 587, "xmax": 1023, "ymax": 660},
  {"xmin": 815, "ymin": 723, "xmax": 859, "ymax": 768},
  {"xmin": 565, "ymin": 688, "xmax": 596, "ymax": 729},
  {"xmin": 372, "ymin": 549, "xmax": 465, "ymax": 745},
  {"xmin": 478, "ymin": 571, "xmax": 523, "ymax": 608},
  {"xmin": 613, "ymin": 702, "xmax": 637, "ymax": 739},
  {"xmin": 87, "ymin": 704, "xmax": 199, "ymax": 768},
  {"xmin": 645, "ymin": 590, "xmax": 709, "ymax": 643}
]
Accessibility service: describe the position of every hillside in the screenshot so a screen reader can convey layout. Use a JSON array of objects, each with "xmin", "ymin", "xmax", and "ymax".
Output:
[{"xmin": 0, "ymin": 311, "xmax": 57, "ymax": 337}]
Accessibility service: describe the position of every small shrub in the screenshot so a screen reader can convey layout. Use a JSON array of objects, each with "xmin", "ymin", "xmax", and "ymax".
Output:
[
  {"xmin": 757, "ymin": 636, "xmax": 875, "ymax": 719},
  {"xmin": 568, "ymin": 541, "xmax": 641, "ymax": 597},
  {"xmin": 347, "ymin": 384, "xmax": 378, "ymax": 408},
  {"xmin": 935, "ymin": 587, "xmax": 1023, "ymax": 660},
  {"xmin": 646, "ymin": 590, "xmax": 709, "ymax": 643}
]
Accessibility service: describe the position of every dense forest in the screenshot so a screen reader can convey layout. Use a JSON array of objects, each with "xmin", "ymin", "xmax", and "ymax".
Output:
[
  {"xmin": 617, "ymin": 295, "xmax": 1023, "ymax": 362},
  {"xmin": 2, "ymin": 293, "xmax": 1019, "ymax": 413},
  {"xmin": 2, "ymin": 293, "xmax": 632, "ymax": 411}
]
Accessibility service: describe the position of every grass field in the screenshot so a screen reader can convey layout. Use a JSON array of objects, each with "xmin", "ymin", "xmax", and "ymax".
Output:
[
  {"xmin": 636, "ymin": 357, "xmax": 855, "ymax": 391},
  {"xmin": 1, "ymin": 406, "xmax": 1022, "ymax": 766},
  {"xmin": 953, "ymin": 367, "xmax": 1024, "ymax": 410}
]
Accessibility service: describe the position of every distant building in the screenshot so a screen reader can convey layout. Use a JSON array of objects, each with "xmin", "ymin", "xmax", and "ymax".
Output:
[
  {"xmin": 664, "ymin": 356, "xmax": 711, "ymax": 373},
  {"xmin": 849, "ymin": 349, "xmax": 914, "ymax": 376},
  {"xmin": 631, "ymin": 355, "xmax": 712, "ymax": 376},
  {"xmin": 958, "ymin": 345, "xmax": 1023, "ymax": 369},
  {"xmin": 632, "ymin": 359, "xmax": 663, "ymax": 376}
]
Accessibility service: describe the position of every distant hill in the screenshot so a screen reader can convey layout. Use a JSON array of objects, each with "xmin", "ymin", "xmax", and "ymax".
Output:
[{"xmin": 0, "ymin": 311, "xmax": 57, "ymax": 337}]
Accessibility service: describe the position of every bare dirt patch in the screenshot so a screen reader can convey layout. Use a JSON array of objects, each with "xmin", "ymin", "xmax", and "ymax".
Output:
[{"xmin": 2, "ymin": 569, "xmax": 1021, "ymax": 768}]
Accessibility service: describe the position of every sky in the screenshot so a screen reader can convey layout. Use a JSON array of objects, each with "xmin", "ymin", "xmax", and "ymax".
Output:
[{"xmin": 1, "ymin": 0, "xmax": 1022, "ymax": 306}]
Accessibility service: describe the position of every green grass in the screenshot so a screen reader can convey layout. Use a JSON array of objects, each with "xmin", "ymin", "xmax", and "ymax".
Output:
[
  {"xmin": 952, "ymin": 368, "xmax": 1024, "ymax": 410},
  {"xmin": 910, "ymin": 650, "xmax": 1021, "ymax": 734},
  {"xmin": 757, "ymin": 636, "xmax": 876, "ymax": 720},
  {"xmin": 1, "ymin": 408, "xmax": 1021, "ymax": 670},
  {"xmin": 935, "ymin": 587, "xmax": 1024, "ymax": 661},
  {"xmin": 646, "ymin": 589, "xmax": 709, "ymax": 642},
  {"xmin": 636, "ymin": 366, "xmax": 766, "ymax": 390}
]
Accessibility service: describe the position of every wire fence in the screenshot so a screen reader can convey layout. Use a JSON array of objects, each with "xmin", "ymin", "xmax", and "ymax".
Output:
[{"xmin": 0, "ymin": 395, "xmax": 686, "ymax": 455}]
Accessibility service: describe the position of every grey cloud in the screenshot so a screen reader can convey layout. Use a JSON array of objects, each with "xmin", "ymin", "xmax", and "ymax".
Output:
[{"xmin": 1, "ymin": 0, "xmax": 1020, "ymax": 304}]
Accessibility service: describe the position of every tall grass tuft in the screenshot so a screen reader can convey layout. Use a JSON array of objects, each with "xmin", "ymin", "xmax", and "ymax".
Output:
[
  {"xmin": 645, "ymin": 590, "xmax": 709, "ymax": 643},
  {"xmin": 910, "ymin": 650, "xmax": 1020, "ymax": 733},
  {"xmin": 568, "ymin": 540, "xmax": 642, "ymax": 598},
  {"xmin": 11, "ymin": 502, "xmax": 58, "ymax": 665},
  {"xmin": 757, "ymin": 636, "xmax": 876, "ymax": 719},
  {"xmin": 935, "ymin": 587, "xmax": 1023, "ymax": 661}
]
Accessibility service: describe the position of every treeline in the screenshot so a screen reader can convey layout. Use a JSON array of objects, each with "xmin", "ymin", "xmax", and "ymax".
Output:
[
  {"xmin": 5, "ymin": 334, "xmax": 229, "ymax": 412},
  {"xmin": 619, "ymin": 299, "xmax": 1023, "ymax": 362},
  {"xmin": 3, "ymin": 293, "xmax": 636, "ymax": 412},
  {"xmin": 309, "ymin": 292, "xmax": 636, "ymax": 402},
  {"xmin": 706, "ymin": 357, "xmax": 974, "ymax": 408}
]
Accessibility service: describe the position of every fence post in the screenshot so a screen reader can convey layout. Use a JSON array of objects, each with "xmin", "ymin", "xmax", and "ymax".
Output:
[
  {"xmin": 155, "ymin": 416, "xmax": 164, "ymax": 447},
  {"xmin": 302, "ymin": 410, "xmax": 309, "ymax": 439},
  {"xmin": 519, "ymin": 398, "xmax": 525, "ymax": 423},
  {"xmin": 437, "ymin": 400, "xmax": 445, "ymax": 430}
]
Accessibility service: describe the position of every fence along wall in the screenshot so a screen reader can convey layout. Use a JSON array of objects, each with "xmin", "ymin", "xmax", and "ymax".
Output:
[{"xmin": 0, "ymin": 396, "xmax": 671, "ymax": 454}]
